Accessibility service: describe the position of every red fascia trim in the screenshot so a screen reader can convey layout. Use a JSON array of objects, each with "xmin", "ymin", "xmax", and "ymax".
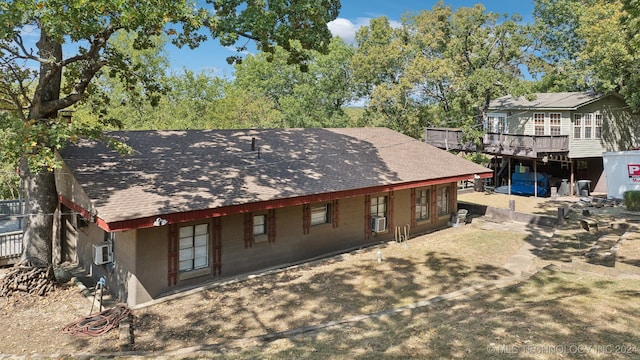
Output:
[
  {"xmin": 104, "ymin": 173, "xmax": 490, "ymax": 231},
  {"xmin": 58, "ymin": 195, "xmax": 92, "ymax": 221},
  {"xmin": 60, "ymin": 172, "xmax": 491, "ymax": 232},
  {"xmin": 58, "ymin": 194, "xmax": 113, "ymax": 232}
]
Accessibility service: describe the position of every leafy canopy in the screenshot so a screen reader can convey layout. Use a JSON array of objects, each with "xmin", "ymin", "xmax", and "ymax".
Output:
[
  {"xmin": 0, "ymin": 0, "xmax": 340, "ymax": 171},
  {"xmin": 352, "ymin": 3, "xmax": 532, "ymax": 138}
]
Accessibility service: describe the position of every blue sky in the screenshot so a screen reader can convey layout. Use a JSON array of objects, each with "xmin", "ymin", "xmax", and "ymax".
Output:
[{"xmin": 169, "ymin": 1, "xmax": 535, "ymax": 77}]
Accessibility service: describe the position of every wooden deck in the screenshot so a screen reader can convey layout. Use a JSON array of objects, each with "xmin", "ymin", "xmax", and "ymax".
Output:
[
  {"xmin": 424, "ymin": 128, "xmax": 569, "ymax": 158},
  {"xmin": 423, "ymin": 128, "xmax": 477, "ymax": 151},
  {"xmin": 483, "ymin": 133, "xmax": 569, "ymax": 157}
]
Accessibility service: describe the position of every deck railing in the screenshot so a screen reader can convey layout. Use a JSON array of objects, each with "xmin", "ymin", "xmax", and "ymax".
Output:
[
  {"xmin": 424, "ymin": 128, "xmax": 569, "ymax": 157},
  {"xmin": 423, "ymin": 128, "xmax": 477, "ymax": 151},
  {"xmin": 0, "ymin": 199, "xmax": 24, "ymax": 264},
  {"xmin": 0, "ymin": 199, "xmax": 24, "ymax": 222},
  {"xmin": 483, "ymin": 133, "xmax": 569, "ymax": 156},
  {"xmin": 0, "ymin": 230, "xmax": 22, "ymax": 260}
]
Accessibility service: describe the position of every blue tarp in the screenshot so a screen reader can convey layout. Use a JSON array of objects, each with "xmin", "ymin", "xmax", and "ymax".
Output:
[{"xmin": 494, "ymin": 172, "xmax": 549, "ymax": 197}]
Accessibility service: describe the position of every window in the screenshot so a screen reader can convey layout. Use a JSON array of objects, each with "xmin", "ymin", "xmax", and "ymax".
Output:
[
  {"xmin": 573, "ymin": 114, "xmax": 582, "ymax": 139},
  {"xmin": 595, "ymin": 114, "xmax": 603, "ymax": 139},
  {"xmin": 253, "ymin": 214, "xmax": 266, "ymax": 235},
  {"xmin": 179, "ymin": 224, "xmax": 208, "ymax": 272},
  {"xmin": 485, "ymin": 113, "xmax": 507, "ymax": 133},
  {"xmin": 371, "ymin": 196, "xmax": 387, "ymax": 217},
  {"xmin": 416, "ymin": 189, "xmax": 430, "ymax": 221},
  {"xmin": 437, "ymin": 187, "xmax": 450, "ymax": 216},
  {"xmin": 583, "ymin": 114, "xmax": 592, "ymax": 139},
  {"xmin": 549, "ymin": 113, "xmax": 561, "ymax": 135},
  {"xmin": 311, "ymin": 204, "xmax": 330, "ymax": 225},
  {"xmin": 534, "ymin": 113, "xmax": 545, "ymax": 135}
]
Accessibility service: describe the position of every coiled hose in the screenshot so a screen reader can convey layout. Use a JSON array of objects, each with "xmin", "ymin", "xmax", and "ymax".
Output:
[{"xmin": 62, "ymin": 304, "xmax": 131, "ymax": 337}]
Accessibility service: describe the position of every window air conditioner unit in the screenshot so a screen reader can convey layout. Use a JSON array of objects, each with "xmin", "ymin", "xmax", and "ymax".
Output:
[
  {"xmin": 93, "ymin": 242, "xmax": 113, "ymax": 265},
  {"xmin": 371, "ymin": 216, "xmax": 387, "ymax": 232}
]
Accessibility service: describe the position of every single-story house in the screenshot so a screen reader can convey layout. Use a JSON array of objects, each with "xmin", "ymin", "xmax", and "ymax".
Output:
[{"xmin": 55, "ymin": 127, "xmax": 492, "ymax": 306}]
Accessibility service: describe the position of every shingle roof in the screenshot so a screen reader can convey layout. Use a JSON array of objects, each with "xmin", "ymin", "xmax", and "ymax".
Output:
[
  {"xmin": 489, "ymin": 92, "xmax": 607, "ymax": 110},
  {"xmin": 59, "ymin": 127, "xmax": 491, "ymax": 223}
]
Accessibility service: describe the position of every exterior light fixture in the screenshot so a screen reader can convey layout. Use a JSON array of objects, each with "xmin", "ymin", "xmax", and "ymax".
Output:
[{"xmin": 153, "ymin": 217, "xmax": 168, "ymax": 226}]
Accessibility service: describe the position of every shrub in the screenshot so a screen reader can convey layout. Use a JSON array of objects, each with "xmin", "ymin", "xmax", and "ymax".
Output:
[{"xmin": 623, "ymin": 190, "xmax": 640, "ymax": 211}]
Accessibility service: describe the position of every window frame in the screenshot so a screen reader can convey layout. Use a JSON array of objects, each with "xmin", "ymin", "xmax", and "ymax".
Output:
[
  {"xmin": 583, "ymin": 113, "xmax": 592, "ymax": 139},
  {"xmin": 534, "ymin": 113, "xmax": 546, "ymax": 136},
  {"xmin": 436, "ymin": 186, "xmax": 450, "ymax": 217},
  {"xmin": 573, "ymin": 114, "xmax": 582, "ymax": 139},
  {"xmin": 253, "ymin": 214, "xmax": 267, "ymax": 236},
  {"xmin": 485, "ymin": 113, "xmax": 507, "ymax": 133},
  {"xmin": 549, "ymin": 113, "xmax": 561, "ymax": 136},
  {"xmin": 370, "ymin": 196, "xmax": 387, "ymax": 218},
  {"xmin": 178, "ymin": 224, "xmax": 209, "ymax": 273},
  {"xmin": 311, "ymin": 203, "xmax": 331, "ymax": 226},
  {"xmin": 595, "ymin": 114, "xmax": 603, "ymax": 139},
  {"xmin": 415, "ymin": 189, "xmax": 430, "ymax": 222}
]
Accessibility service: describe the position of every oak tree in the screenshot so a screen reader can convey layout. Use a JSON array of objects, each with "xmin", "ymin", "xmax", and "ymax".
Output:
[
  {"xmin": 352, "ymin": 4, "xmax": 532, "ymax": 138},
  {"xmin": 0, "ymin": 0, "xmax": 339, "ymax": 266}
]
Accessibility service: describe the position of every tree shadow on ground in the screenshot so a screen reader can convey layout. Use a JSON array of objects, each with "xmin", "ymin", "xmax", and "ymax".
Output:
[
  {"xmin": 211, "ymin": 269, "xmax": 640, "ymax": 359},
  {"xmin": 131, "ymin": 245, "xmax": 515, "ymax": 352}
]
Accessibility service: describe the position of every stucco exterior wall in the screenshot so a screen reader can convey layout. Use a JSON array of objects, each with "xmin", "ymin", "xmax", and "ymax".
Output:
[
  {"xmin": 75, "ymin": 222, "xmax": 107, "ymax": 280},
  {"xmin": 55, "ymin": 156, "xmax": 93, "ymax": 215}
]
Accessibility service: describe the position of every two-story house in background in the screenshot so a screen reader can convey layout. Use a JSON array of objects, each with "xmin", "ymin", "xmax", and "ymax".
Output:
[{"xmin": 426, "ymin": 92, "xmax": 639, "ymax": 197}]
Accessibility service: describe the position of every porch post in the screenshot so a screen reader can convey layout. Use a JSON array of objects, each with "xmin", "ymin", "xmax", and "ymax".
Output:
[
  {"xmin": 534, "ymin": 159, "xmax": 538, "ymax": 198},
  {"xmin": 494, "ymin": 155, "xmax": 498, "ymax": 188},
  {"xmin": 508, "ymin": 157, "xmax": 511, "ymax": 195},
  {"xmin": 570, "ymin": 160, "xmax": 575, "ymax": 197}
]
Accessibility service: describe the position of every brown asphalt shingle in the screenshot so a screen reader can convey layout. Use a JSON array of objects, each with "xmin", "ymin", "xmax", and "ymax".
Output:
[
  {"xmin": 59, "ymin": 127, "xmax": 491, "ymax": 223},
  {"xmin": 489, "ymin": 92, "xmax": 606, "ymax": 110}
]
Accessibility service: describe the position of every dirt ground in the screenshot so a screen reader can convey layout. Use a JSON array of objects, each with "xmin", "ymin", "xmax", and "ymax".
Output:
[
  {"xmin": 458, "ymin": 190, "xmax": 587, "ymax": 216},
  {"xmin": 0, "ymin": 192, "xmax": 638, "ymax": 358}
]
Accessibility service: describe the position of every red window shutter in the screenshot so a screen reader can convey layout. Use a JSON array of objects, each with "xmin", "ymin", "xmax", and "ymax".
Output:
[
  {"xmin": 364, "ymin": 195, "xmax": 371, "ymax": 239},
  {"xmin": 167, "ymin": 223, "xmax": 178, "ymax": 286},
  {"xmin": 302, "ymin": 204, "xmax": 310, "ymax": 235},
  {"xmin": 388, "ymin": 191, "xmax": 394, "ymax": 233},
  {"xmin": 410, "ymin": 188, "xmax": 417, "ymax": 228},
  {"xmin": 451, "ymin": 183, "xmax": 457, "ymax": 213},
  {"xmin": 332, "ymin": 200, "xmax": 339, "ymax": 229},
  {"xmin": 212, "ymin": 217, "xmax": 222, "ymax": 275},
  {"xmin": 244, "ymin": 213, "xmax": 253, "ymax": 249},
  {"xmin": 268, "ymin": 209, "xmax": 276, "ymax": 243},
  {"xmin": 431, "ymin": 186, "xmax": 437, "ymax": 224}
]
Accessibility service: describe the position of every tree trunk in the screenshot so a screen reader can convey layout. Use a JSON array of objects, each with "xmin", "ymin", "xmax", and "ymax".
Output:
[
  {"xmin": 19, "ymin": 159, "xmax": 58, "ymax": 266},
  {"xmin": 19, "ymin": 32, "xmax": 63, "ymax": 267}
]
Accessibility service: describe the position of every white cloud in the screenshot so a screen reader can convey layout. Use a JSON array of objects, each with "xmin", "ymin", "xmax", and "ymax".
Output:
[
  {"xmin": 328, "ymin": 18, "xmax": 359, "ymax": 43},
  {"xmin": 328, "ymin": 17, "xmax": 402, "ymax": 44}
]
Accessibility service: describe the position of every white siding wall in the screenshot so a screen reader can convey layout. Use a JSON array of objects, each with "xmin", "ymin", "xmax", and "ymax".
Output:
[{"xmin": 498, "ymin": 96, "xmax": 633, "ymax": 158}]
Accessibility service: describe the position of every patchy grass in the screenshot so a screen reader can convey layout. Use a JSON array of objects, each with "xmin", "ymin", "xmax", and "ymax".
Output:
[
  {"xmin": 133, "ymin": 222, "xmax": 526, "ymax": 352},
  {"xmin": 4, "ymin": 192, "xmax": 640, "ymax": 358},
  {"xmin": 458, "ymin": 191, "xmax": 577, "ymax": 216},
  {"xmin": 195, "ymin": 270, "xmax": 640, "ymax": 359}
]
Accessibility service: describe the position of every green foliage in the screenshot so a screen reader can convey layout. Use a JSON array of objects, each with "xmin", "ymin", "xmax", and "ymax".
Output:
[
  {"xmin": 233, "ymin": 38, "xmax": 356, "ymax": 128},
  {"xmin": 0, "ymin": 161, "xmax": 19, "ymax": 200},
  {"xmin": 351, "ymin": 4, "xmax": 533, "ymax": 139},
  {"xmin": 624, "ymin": 190, "xmax": 640, "ymax": 211},
  {"xmin": 0, "ymin": 0, "xmax": 340, "ymax": 173},
  {"xmin": 533, "ymin": 0, "xmax": 640, "ymax": 112},
  {"xmin": 462, "ymin": 152, "xmax": 491, "ymax": 166}
]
